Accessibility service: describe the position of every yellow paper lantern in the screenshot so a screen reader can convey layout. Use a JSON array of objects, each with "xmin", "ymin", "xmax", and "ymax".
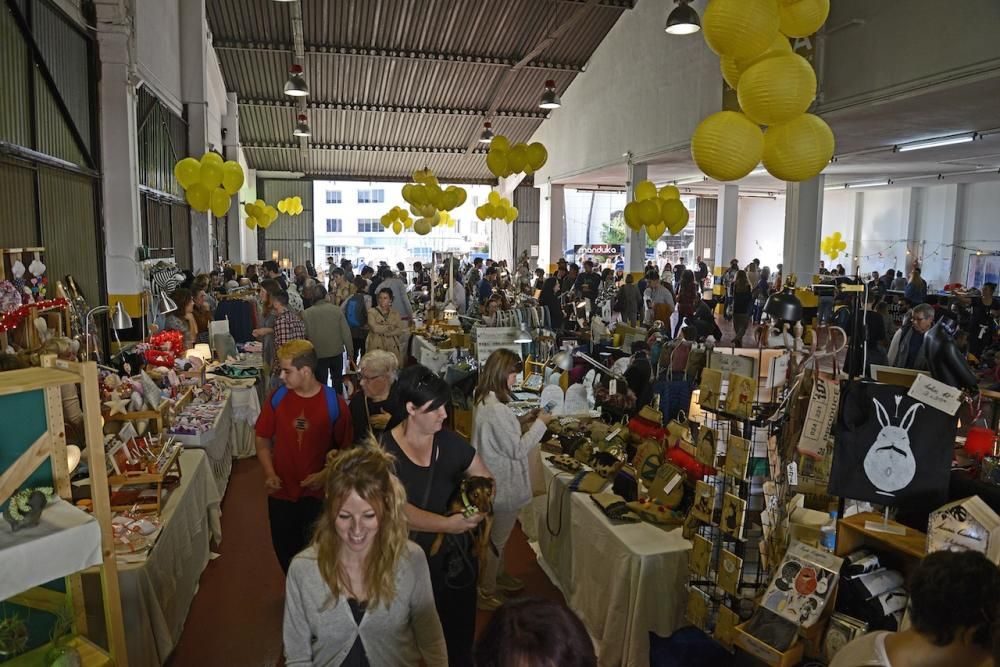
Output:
[
  {"xmin": 634, "ymin": 180, "xmax": 657, "ymax": 202},
  {"xmin": 174, "ymin": 158, "xmax": 201, "ymax": 190},
  {"xmin": 762, "ymin": 113, "xmax": 835, "ymax": 182},
  {"xmin": 722, "ymin": 34, "xmax": 792, "ymax": 89},
  {"xmin": 691, "ymin": 111, "xmax": 764, "ymax": 182},
  {"xmin": 779, "ymin": 0, "xmax": 829, "ymax": 38},
  {"xmin": 720, "ymin": 56, "xmax": 742, "ymax": 89},
  {"xmin": 702, "ymin": 0, "xmax": 780, "ymax": 60},
  {"xmin": 737, "ymin": 53, "xmax": 816, "ymax": 125}
]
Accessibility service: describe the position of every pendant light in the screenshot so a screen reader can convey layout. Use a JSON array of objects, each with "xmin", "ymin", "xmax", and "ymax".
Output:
[
  {"xmin": 665, "ymin": 0, "xmax": 701, "ymax": 35},
  {"xmin": 539, "ymin": 80, "xmax": 561, "ymax": 110},
  {"xmin": 479, "ymin": 121, "xmax": 494, "ymax": 144},
  {"xmin": 284, "ymin": 64, "xmax": 309, "ymax": 97},
  {"xmin": 293, "ymin": 113, "xmax": 311, "ymax": 137}
]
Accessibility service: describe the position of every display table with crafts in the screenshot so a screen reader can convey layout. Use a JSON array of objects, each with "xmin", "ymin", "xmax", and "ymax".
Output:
[
  {"xmin": 209, "ymin": 350, "xmax": 265, "ymax": 459},
  {"xmin": 83, "ymin": 448, "xmax": 222, "ymax": 667},
  {"xmin": 531, "ymin": 452, "xmax": 691, "ymax": 667},
  {"xmin": 167, "ymin": 385, "xmax": 234, "ymax": 497},
  {"xmin": 410, "ymin": 333, "xmax": 458, "ymax": 374}
]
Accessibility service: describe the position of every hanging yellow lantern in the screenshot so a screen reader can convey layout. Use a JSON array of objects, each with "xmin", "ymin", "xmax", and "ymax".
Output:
[
  {"xmin": 722, "ymin": 34, "xmax": 792, "ymax": 90},
  {"xmin": 779, "ymin": 0, "xmax": 830, "ymax": 38},
  {"xmin": 762, "ymin": 113, "xmax": 835, "ymax": 182},
  {"xmin": 720, "ymin": 56, "xmax": 742, "ymax": 90},
  {"xmin": 737, "ymin": 53, "xmax": 816, "ymax": 125},
  {"xmin": 691, "ymin": 111, "xmax": 764, "ymax": 182},
  {"xmin": 702, "ymin": 0, "xmax": 780, "ymax": 61}
]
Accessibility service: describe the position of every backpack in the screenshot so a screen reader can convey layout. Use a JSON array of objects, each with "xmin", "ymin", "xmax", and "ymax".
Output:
[
  {"xmin": 345, "ymin": 297, "xmax": 365, "ymax": 328},
  {"xmin": 269, "ymin": 385, "xmax": 340, "ymax": 426}
]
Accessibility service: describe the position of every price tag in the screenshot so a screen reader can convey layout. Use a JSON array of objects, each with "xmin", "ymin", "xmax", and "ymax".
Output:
[
  {"xmin": 605, "ymin": 427, "xmax": 622, "ymax": 442},
  {"xmin": 664, "ymin": 474, "xmax": 683, "ymax": 495},
  {"xmin": 787, "ymin": 461, "xmax": 799, "ymax": 486},
  {"xmin": 907, "ymin": 374, "xmax": 962, "ymax": 415}
]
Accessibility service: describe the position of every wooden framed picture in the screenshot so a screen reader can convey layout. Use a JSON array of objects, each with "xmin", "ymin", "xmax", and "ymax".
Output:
[
  {"xmin": 690, "ymin": 534, "xmax": 712, "ymax": 577},
  {"xmin": 685, "ymin": 586, "xmax": 710, "ymax": 630},
  {"xmin": 691, "ymin": 480, "xmax": 717, "ymax": 524},
  {"xmin": 721, "ymin": 493, "xmax": 747, "ymax": 540},
  {"xmin": 698, "ymin": 368, "xmax": 722, "ymax": 411},
  {"xmin": 725, "ymin": 434, "xmax": 751, "ymax": 480},
  {"xmin": 717, "ymin": 549, "xmax": 743, "ymax": 596},
  {"xmin": 695, "ymin": 425, "xmax": 717, "ymax": 467},
  {"xmin": 715, "ymin": 604, "xmax": 740, "ymax": 648},
  {"xmin": 725, "ymin": 372, "xmax": 755, "ymax": 419}
]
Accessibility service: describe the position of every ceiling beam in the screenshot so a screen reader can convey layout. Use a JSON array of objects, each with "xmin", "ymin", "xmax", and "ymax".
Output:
[
  {"xmin": 239, "ymin": 99, "xmax": 549, "ymax": 120},
  {"xmin": 244, "ymin": 142, "xmax": 487, "ymax": 154},
  {"xmin": 555, "ymin": 0, "xmax": 635, "ymax": 7},
  {"xmin": 298, "ymin": 172, "xmax": 497, "ymax": 185},
  {"xmin": 213, "ymin": 42, "xmax": 584, "ymax": 73}
]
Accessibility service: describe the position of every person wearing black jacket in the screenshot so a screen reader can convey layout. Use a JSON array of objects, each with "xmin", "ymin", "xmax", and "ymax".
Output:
[{"xmin": 541, "ymin": 267, "xmax": 567, "ymax": 330}]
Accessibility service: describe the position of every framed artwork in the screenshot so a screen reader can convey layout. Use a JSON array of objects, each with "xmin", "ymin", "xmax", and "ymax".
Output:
[
  {"xmin": 725, "ymin": 434, "xmax": 751, "ymax": 480},
  {"xmin": 691, "ymin": 480, "xmax": 717, "ymax": 524},
  {"xmin": 725, "ymin": 372, "xmax": 755, "ymax": 419},
  {"xmin": 695, "ymin": 425, "xmax": 717, "ymax": 467},
  {"xmin": 685, "ymin": 586, "xmax": 710, "ymax": 630},
  {"xmin": 761, "ymin": 542, "xmax": 843, "ymax": 628},
  {"xmin": 822, "ymin": 613, "xmax": 869, "ymax": 662},
  {"xmin": 715, "ymin": 605, "xmax": 740, "ymax": 648},
  {"xmin": 721, "ymin": 493, "xmax": 747, "ymax": 540},
  {"xmin": 690, "ymin": 534, "xmax": 712, "ymax": 577},
  {"xmin": 717, "ymin": 549, "xmax": 743, "ymax": 596},
  {"xmin": 698, "ymin": 368, "xmax": 722, "ymax": 411}
]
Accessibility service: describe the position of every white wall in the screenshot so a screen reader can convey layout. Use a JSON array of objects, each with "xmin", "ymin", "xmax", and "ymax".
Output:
[
  {"xmin": 954, "ymin": 181, "xmax": 1000, "ymax": 286},
  {"xmin": 206, "ymin": 46, "xmax": 227, "ymax": 151},
  {"xmin": 530, "ymin": 0, "xmax": 720, "ymax": 183},
  {"xmin": 735, "ymin": 197, "xmax": 785, "ymax": 270},
  {"xmin": 135, "ymin": 0, "xmax": 182, "ymax": 112}
]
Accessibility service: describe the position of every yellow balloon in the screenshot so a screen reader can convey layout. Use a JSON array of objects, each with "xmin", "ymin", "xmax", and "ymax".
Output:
[
  {"xmin": 737, "ymin": 53, "xmax": 816, "ymax": 125},
  {"xmin": 403, "ymin": 216, "xmax": 413, "ymax": 229},
  {"xmin": 490, "ymin": 135, "xmax": 510, "ymax": 154},
  {"xmin": 402, "ymin": 183, "xmax": 415, "ymax": 204},
  {"xmin": 662, "ymin": 199, "xmax": 689, "ymax": 230},
  {"xmin": 691, "ymin": 111, "xmax": 764, "ymax": 181},
  {"xmin": 255, "ymin": 198, "xmax": 266, "ymax": 208},
  {"xmin": 277, "ymin": 199, "xmax": 288, "ymax": 213},
  {"xmin": 243, "ymin": 203, "xmax": 255, "ymax": 217},
  {"xmin": 634, "ymin": 180, "xmax": 657, "ymax": 202},
  {"xmin": 623, "ymin": 202, "xmax": 642, "ymax": 231},
  {"xmin": 380, "ymin": 214, "xmax": 392, "ymax": 228},
  {"xmin": 638, "ymin": 199, "xmax": 660, "ymax": 226},
  {"xmin": 174, "ymin": 158, "xmax": 201, "ymax": 190},
  {"xmin": 507, "ymin": 206, "xmax": 519, "ymax": 223},
  {"xmin": 658, "ymin": 185, "xmax": 681, "ymax": 201},
  {"xmin": 507, "ymin": 144, "xmax": 528, "ymax": 174},
  {"xmin": 476, "ymin": 205, "xmax": 488, "ymax": 221},
  {"xmin": 185, "ymin": 184, "xmax": 211, "ymax": 212},
  {"xmin": 201, "ymin": 152, "xmax": 223, "ymax": 166},
  {"xmin": 703, "ymin": 0, "xmax": 780, "ymax": 60},
  {"xmin": 412, "ymin": 169, "xmax": 433, "ymax": 185},
  {"xmin": 488, "ymin": 191, "xmax": 501, "ymax": 205},
  {"xmin": 409, "ymin": 185, "xmax": 429, "ymax": 207},
  {"xmin": 199, "ymin": 160, "xmax": 223, "ymax": 189},
  {"xmin": 246, "ymin": 218, "xmax": 257, "ymax": 230},
  {"xmin": 454, "ymin": 188, "xmax": 467, "ymax": 207},
  {"xmin": 414, "ymin": 219, "xmax": 432, "ymax": 235},
  {"xmin": 762, "ymin": 113, "xmax": 835, "ymax": 182},
  {"xmin": 779, "ymin": 0, "xmax": 829, "ymax": 38},
  {"xmin": 210, "ymin": 188, "xmax": 231, "ymax": 218},
  {"xmin": 647, "ymin": 222, "xmax": 666, "ymax": 240},
  {"xmin": 486, "ymin": 150, "xmax": 508, "ymax": 178},
  {"xmin": 832, "ymin": 231, "xmax": 841, "ymax": 241},
  {"xmin": 526, "ymin": 142, "xmax": 548, "ymax": 171},
  {"xmin": 392, "ymin": 220, "xmax": 403, "ymax": 235},
  {"xmin": 221, "ymin": 161, "xmax": 244, "ymax": 194},
  {"xmin": 265, "ymin": 205, "xmax": 278, "ymax": 222},
  {"xmin": 425, "ymin": 183, "xmax": 443, "ymax": 209}
]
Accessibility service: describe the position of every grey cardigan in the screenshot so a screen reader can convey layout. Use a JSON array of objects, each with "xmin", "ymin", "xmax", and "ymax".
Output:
[
  {"xmin": 283, "ymin": 542, "xmax": 447, "ymax": 666},
  {"xmin": 472, "ymin": 392, "xmax": 548, "ymax": 513}
]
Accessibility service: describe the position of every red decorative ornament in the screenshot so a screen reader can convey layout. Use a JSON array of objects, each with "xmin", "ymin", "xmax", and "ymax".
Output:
[
  {"xmin": 0, "ymin": 298, "xmax": 68, "ymax": 333},
  {"xmin": 144, "ymin": 349, "xmax": 176, "ymax": 368},
  {"xmin": 149, "ymin": 330, "xmax": 184, "ymax": 353}
]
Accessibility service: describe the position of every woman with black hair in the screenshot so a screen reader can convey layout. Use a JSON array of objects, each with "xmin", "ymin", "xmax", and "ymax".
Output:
[{"xmin": 380, "ymin": 366, "xmax": 493, "ymax": 667}]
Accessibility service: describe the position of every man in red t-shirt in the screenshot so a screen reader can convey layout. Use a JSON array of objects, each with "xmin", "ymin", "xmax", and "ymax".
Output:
[{"xmin": 255, "ymin": 339, "xmax": 352, "ymax": 573}]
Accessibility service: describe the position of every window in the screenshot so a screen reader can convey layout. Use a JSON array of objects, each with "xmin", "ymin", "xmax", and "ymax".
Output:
[
  {"xmin": 357, "ymin": 218, "xmax": 384, "ymax": 233},
  {"xmin": 325, "ymin": 218, "xmax": 342, "ymax": 233},
  {"xmin": 357, "ymin": 189, "xmax": 385, "ymax": 204},
  {"xmin": 325, "ymin": 245, "xmax": 347, "ymax": 257},
  {"xmin": 326, "ymin": 190, "xmax": 342, "ymax": 204}
]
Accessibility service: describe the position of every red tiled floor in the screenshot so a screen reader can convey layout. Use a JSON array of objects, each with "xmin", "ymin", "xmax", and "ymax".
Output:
[{"xmin": 168, "ymin": 458, "xmax": 565, "ymax": 665}]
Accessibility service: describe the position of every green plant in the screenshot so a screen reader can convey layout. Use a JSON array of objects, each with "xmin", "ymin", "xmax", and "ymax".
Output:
[
  {"xmin": 601, "ymin": 211, "xmax": 657, "ymax": 249},
  {"xmin": 0, "ymin": 613, "xmax": 29, "ymax": 657}
]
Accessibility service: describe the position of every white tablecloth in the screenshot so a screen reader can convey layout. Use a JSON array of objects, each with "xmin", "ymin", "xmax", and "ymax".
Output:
[
  {"xmin": 85, "ymin": 449, "xmax": 222, "ymax": 667},
  {"xmin": 411, "ymin": 335, "xmax": 456, "ymax": 374},
  {"xmin": 229, "ymin": 383, "xmax": 262, "ymax": 459},
  {"xmin": 170, "ymin": 395, "xmax": 234, "ymax": 498},
  {"xmin": 531, "ymin": 455, "xmax": 691, "ymax": 667}
]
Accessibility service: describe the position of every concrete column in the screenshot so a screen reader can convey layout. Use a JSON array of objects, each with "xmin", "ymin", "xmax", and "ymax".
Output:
[
  {"xmin": 850, "ymin": 192, "xmax": 864, "ymax": 274},
  {"xmin": 714, "ymin": 184, "xmax": 739, "ymax": 270},
  {"xmin": 223, "ymin": 92, "xmax": 243, "ymax": 263},
  {"xmin": 180, "ymin": 0, "xmax": 212, "ymax": 272},
  {"xmin": 899, "ymin": 188, "xmax": 919, "ymax": 273},
  {"xmin": 537, "ymin": 182, "xmax": 565, "ymax": 272},
  {"xmin": 625, "ymin": 162, "xmax": 647, "ymax": 274},
  {"xmin": 95, "ymin": 1, "xmax": 143, "ymax": 316},
  {"xmin": 947, "ymin": 184, "xmax": 968, "ymax": 285},
  {"xmin": 782, "ymin": 175, "xmax": 825, "ymax": 285}
]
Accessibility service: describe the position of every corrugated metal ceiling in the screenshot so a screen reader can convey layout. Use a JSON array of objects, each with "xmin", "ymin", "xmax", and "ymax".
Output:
[{"xmin": 208, "ymin": 0, "xmax": 631, "ymax": 182}]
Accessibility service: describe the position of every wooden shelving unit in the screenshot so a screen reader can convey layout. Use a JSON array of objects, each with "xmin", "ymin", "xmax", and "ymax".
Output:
[
  {"xmin": 0, "ymin": 356, "xmax": 128, "ymax": 665},
  {"xmin": 836, "ymin": 511, "xmax": 926, "ymax": 578}
]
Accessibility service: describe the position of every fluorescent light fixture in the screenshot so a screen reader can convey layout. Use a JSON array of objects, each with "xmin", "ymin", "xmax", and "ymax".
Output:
[
  {"xmin": 895, "ymin": 132, "xmax": 976, "ymax": 153},
  {"xmin": 665, "ymin": 0, "xmax": 701, "ymax": 35},
  {"xmin": 845, "ymin": 179, "xmax": 890, "ymax": 189},
  {"xmin": 673, "ymin": 175, "xmax": 709, "ymax": 186},
  {"xmin": 824, "ymin": 184, "xmax": 847, "ymax": 191}
]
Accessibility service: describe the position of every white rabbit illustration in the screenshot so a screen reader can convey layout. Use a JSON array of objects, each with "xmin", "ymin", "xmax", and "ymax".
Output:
[{"xmin": 863, "ymin": 398, "xmax": 922, "ymax": 496}]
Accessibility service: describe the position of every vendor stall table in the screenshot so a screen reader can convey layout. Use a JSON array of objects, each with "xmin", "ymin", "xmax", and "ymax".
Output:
[
  {"xmin": 530, "ymin": 454, "xmax": 691, "ymax": 667},
  {"xmin": 84, "ymin": 449, "xmax": 222, "ymax": 667},
  {"xmin": 168, "ymin": 393, "xmax": 234, "ymax": 498},
  {"xmin": 411, "ymin": 334, "xmax": 457, "ymax": 374}
]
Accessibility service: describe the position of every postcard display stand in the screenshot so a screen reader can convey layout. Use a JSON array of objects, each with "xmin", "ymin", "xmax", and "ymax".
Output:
[{"xmin": 686, "ymin": 350, "xmax": 789, "ymax": 653}]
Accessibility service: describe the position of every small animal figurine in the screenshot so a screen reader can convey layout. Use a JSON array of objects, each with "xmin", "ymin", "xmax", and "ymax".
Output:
[
  {"xmin": 429, "ymin": 476, "xmax": 495, "ymax": 572},
  {"xmin": 863, "ymin": 398, "xmax": 921, "ymax": 497}
]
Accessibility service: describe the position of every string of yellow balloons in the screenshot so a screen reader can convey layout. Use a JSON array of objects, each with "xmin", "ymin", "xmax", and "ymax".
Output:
[
  {"xmin": 623, "ymin": 180, "xmax": 689, "ymax": 240},
  {"xmin": 821, "ymin": 232, "xmax": 847, "ymax": 260},
  {"xmin": 277, "ymin": 197, "xmax": 304, "ymax": 215},
  {"xmin": 174, "ymin": 153, "xmax": 245, "ymax": 217},
  {"xmin": 243, "ymin": 199, "xmax": 278, "ymax": 230},
  {"xmin": 476, "ymin": 191, "xmax": 518, "ymax": 224},
  {"xmin": 485, "ymin": 136, "xmax": 548, "ymax": 178},
  {"xmin": 381, "ymin": 206, "xmax": 413, "ymax": 235},
  {"xmin": 692, "ymin": 0, "xmax": 834, "ymax": 183},
  {"xmin": 398, "ymin": 169, "xmax": 467, "ymax": 235}
]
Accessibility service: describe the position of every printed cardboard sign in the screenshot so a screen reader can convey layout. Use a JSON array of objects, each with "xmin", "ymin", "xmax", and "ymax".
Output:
[
  {"xmin": 695, "ymin": 425, "xmax": 717, "ymax": 467},
  {"xmin": 798, "ymin": 375, "xmax": 840, "ymax": 458},
  {"xmin": 691, "ymin": 480, "xmax": 716, "ymax": 524},
  {"xmin": 690, "ymin": 534, "xmax": 712, "ymax": 577},
  {"xmin": 698, "ymin": 368, "xmax": 722, "ymax": 411},
  {"xmin": 721, "ymin": 493, "xmax": 747, "ymax": 540},
  {"xmin": 725, "ymin": 373, "xmax": 756, "ymax": 419},
  {"xmin": 709, "ymin": 351, "xmax": 757, "ymax": 380},
  {"xmin": 725, "ymin": 435, "xmax": 751, "ymax": 480},
  {"xmin": 718, "ymin": 549, "xmax": 743, "ymax": 596},
  {"xmin": 907, "ymin": 373, "xmax": 962, "ymax": 415},
  {"xmin": 761, "ymin": 542, "xmax": 843, "ymax": 628}
]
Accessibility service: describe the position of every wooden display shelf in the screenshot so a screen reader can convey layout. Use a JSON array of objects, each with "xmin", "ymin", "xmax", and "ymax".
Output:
[
  {"xmin": 103, "ymin": 386, "xmax": 193, "ymax": 434},
  {"xmin": 836, "ymin": 511, "xmax": 926, "ymax": 580},
  {"xmin": 4, "ymin": 635, "xmax": 112, "ymax": 667},
  {"xmin": 733, "ymin": 622, "xmax": 804, "ymax": 667},
  {"xmin": 106, "ymin": 441, "xmax": 184, "ymax": 513}
]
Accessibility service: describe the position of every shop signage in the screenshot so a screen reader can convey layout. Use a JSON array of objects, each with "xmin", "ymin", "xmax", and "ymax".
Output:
[{"xmin": 574, "ymin": 244, "xmax": 623, "ymax": 257}]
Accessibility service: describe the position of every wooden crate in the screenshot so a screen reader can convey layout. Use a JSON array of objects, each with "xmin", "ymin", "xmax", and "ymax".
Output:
[{"xmin": 733, "ymin": 622, "xmax": 804, "ymax": 667}]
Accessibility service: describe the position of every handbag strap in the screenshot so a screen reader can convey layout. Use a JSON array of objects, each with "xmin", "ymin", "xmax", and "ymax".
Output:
[{"xmin": 420, "ymin": 439, "xmax": 440, "ymax": 509}]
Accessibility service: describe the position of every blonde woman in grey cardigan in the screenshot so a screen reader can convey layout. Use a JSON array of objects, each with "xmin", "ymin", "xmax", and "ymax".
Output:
[
  {"xmin": 283, "ymin": 446, "xmax": 447, "ymax": 666},
  {"xmin": 471, "ymin": 349, "xmax": 553, "ymax": 611}
]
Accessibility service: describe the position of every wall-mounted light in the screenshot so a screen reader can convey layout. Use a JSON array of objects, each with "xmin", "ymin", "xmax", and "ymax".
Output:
[
  {"xmin": 284, "ymin": 64, "xmax": 309, "ymax": 97},
  {"xmin": 293, "ymin": 113, "xmax": 311, "ymax": 137},
  {"xmin": 479, "ymin": 121, "xmax": 494, "ymax": 144},
  {"xmin": 539, "ymin": 80, "xmax": 561, "ymax": 110},
  {"xmin": 665, "ymin": 0, "xmax": 701, "ymax": 35}
]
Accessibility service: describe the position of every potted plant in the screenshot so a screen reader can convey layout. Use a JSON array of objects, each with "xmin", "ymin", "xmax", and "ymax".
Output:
[
  {"xmin": 46, "ymin": 604, "xmax": 81, "ymax": 667},
  {"xmin": 0, "ymin": 613, "xmax": 29, "ymax": 659}
]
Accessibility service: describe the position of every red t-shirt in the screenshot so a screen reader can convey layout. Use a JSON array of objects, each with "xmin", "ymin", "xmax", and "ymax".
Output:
[{"xmin": 255, "ymin": 388, "xmax": 353, "ymax": 502}]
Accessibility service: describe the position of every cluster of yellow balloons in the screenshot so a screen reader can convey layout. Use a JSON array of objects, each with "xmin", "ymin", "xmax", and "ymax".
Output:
[
  {"xmin": 174, "ymin": 153, "xmax": 245, "ymax": 217},
  {"xmin": 485, "ymin": 136, "xmax": 548, "ymax": 178},
  {"xmin": 821, "ymin": 232, "xmax": 847, "ymax": 260},
  {"xmin": 692, "ymin": 0, "xmax": 834, "ymax": 183},
  {"xmin": 401, "ymin": 169, "xmax": 467, "ymax": 212},
  {"xmin": 623, "ymin": 181, "xmax": 688, "ymax": 240},
  {"xmin": 243, "ymin": 199, "xmax": 278, "ymax": 230},
  {"xmin": 380, "ymin": 207, "xmax": 413, "ymax": 235},
  {"xmin": 277, "ymin": 197, "xmax": 303, "ymax": 215},
  {"xmin": 476, "ymin": 191, "xmax": 518, "ymax": 224}
]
